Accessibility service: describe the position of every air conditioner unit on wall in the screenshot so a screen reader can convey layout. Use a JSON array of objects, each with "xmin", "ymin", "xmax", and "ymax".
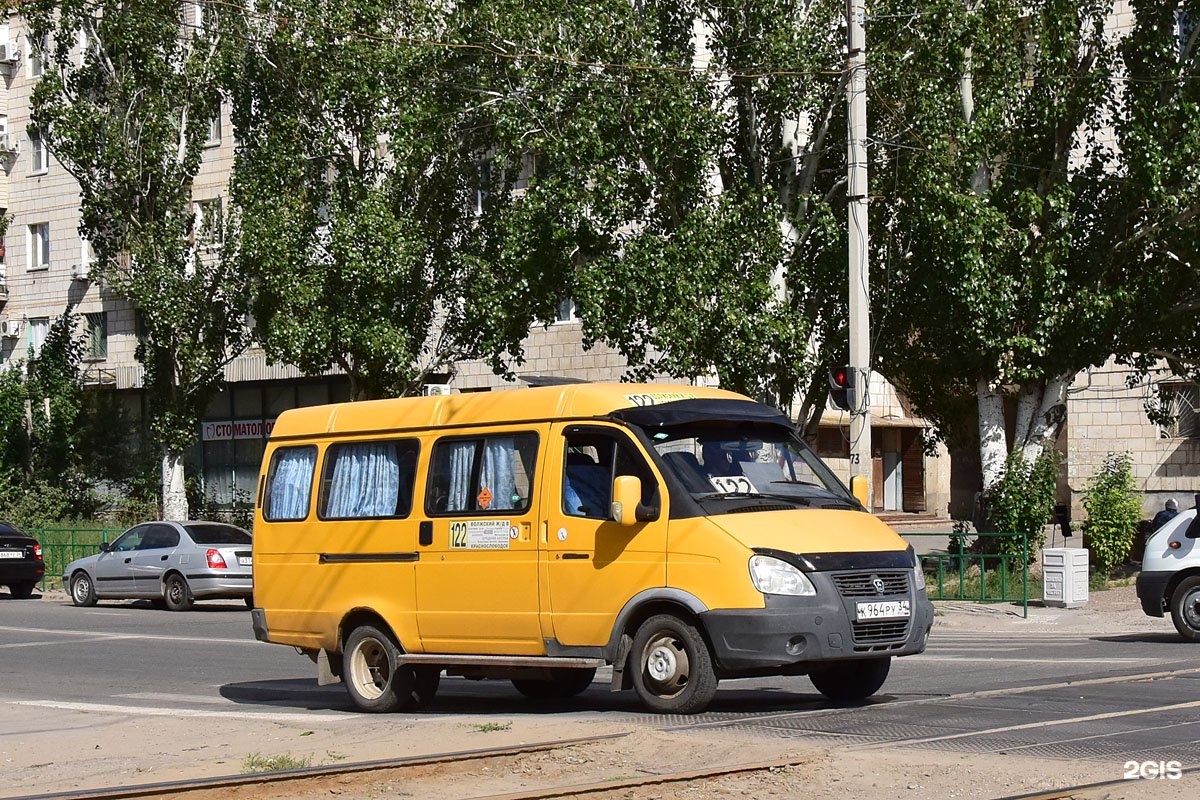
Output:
[
  {"xmin": 0, "ymin": 43, "xmax": 18, "ymax": 64},
  {"xmin": 422, "ymin": 384, "xmax": 452, "ymax": 397},
  {"xmin": 0, "ymin": 318, "xmax": 23, "ymax": 339},
  {"xmin": 0, "ymin": 133, "xmax": 17, "ymax": 155},
  {"xmin": 71, "ymin": 262, "xmax": 90, "ymax": 281}
]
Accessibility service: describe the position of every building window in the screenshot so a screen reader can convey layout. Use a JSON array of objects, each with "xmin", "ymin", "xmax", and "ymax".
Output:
[
  {"xmin": 27, "ymin": 317, "xmax": 49, "ymax": 356},
  {"xmin": 28, "ymin": 223, "xmax": 49, "ymax": 270},
  {"xmin": 555, "ymin": 298, "xmax": 577, "ymax": 323},
  {"xmin": 29, "ymin": 128, "xmax": 46, "ymax": 174},
  {"xmin": 1159, "ymin": 384, "xmax": 1199, "ymax": 438},
  {"xmin": 205, "ymin": 107, "xmax": 221, "ymax": 146},
  {"xmin": 194, "ymin": 198, "xmax": 223, "ymax": 247},
  {"xmin": 815, "ymin": 426, "xmax": 851, "ymax": 458},
  {"xmin": 85, "ymin": 311, "xmax": 107, "ymax": 360},
  {"xmin": 27, "ymin": 34, "xmax": 44, "ymax": 78}
]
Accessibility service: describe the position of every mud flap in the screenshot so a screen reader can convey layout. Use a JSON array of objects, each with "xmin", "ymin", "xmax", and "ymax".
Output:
[
  {"xmin": 317, "ymin": 649, "xmax": 343, "ymax": 686},
  {"xmin": 609, "ymin": 633, "xmax": 633, "ymax": 691}
]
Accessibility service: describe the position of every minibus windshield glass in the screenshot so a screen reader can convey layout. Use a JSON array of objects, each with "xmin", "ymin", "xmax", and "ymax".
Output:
[{"xmin": 648, "ymin": 425, "xmax": 857, "ymax": 511}]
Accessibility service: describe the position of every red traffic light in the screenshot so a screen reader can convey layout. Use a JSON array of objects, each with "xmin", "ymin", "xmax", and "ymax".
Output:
[{"xmin": 830, "ymin": 366, "xmax": 849, "ymax": 388}]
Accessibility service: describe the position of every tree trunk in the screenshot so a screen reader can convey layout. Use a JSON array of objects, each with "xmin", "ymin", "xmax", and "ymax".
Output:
[
  {"xmin": 977, "ymin": 377, "xmax": 1007, "ymax": 490},
  {"xmin": 161, "ymin": 450, "xmax": 188, "ymax": 521},
  {"xmin": 1019, "ymin": 374, "xmax": 1070, "ymax": 462}
]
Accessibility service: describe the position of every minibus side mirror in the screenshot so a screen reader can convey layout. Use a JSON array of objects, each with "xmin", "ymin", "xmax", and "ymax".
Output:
[
  {"xmin": 849, "ymin": 475, "xmax": 869, "ymax": 509},
  {"xmin": 612, "ymin": 476, "xmax": 642, "ymax": 526}
]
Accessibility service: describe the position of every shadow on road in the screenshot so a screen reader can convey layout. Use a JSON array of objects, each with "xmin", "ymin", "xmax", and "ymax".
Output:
[{"xmin": 1090, "ymin": 632, "xmax": 1187, "ymax": 645}]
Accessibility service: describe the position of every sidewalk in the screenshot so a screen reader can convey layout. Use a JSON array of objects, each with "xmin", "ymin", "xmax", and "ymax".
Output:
[{"xmin": 931, "ymin": 582, "xmax": 1172, "ymax": 636}]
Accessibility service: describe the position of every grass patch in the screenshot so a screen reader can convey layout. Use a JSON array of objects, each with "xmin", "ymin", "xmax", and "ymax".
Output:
[
  {"xmin": 471, "ymin": 722, "xmax": 512, "ymax": 733},
  {"xmin": 241, "ymin": 753, "xmax": 312, "ymax": 773},
  {"xmin": 924, "ymin": 566, "xmax": 1041, "ymax": 603}
]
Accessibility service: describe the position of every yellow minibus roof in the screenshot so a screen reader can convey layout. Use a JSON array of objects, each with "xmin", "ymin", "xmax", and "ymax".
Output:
[{"xmin": 268, "ymin": 383, "xmax": 748, "ymax": 440}]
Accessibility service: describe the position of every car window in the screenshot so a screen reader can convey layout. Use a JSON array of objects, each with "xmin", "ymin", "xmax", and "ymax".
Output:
[
  {"xmin": 185, "ymin": 524, "xmax": 252, "ymax": 545},
  {"xmin": 264, "ymin": 445, "xmax": 317, "ymax": 521},
  {"xmin": 110, "ymin": 527, "xmax": 146, "ymax": 552},
  {"xmin": 425, "ymin": 433, "xmax": 539, "ymax": 515},
  {"xmin": 318, "ymin": 439, "xmax": 420, "ymax": 520},
  {"xmin": 139, "ymin": 525, "xmax": 180, "ymax": 550}
]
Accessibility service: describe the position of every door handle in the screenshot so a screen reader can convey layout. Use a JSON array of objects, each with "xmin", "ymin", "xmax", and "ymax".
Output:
[
  {"xmin": 562, "ymin": 552, "xmax": 590, "ymax": 560},
  {"xmin": 123, "ymin": 558, "xmax": 131, "ymax": 563},
  {"xmin": 160, "ymin": 555, "xmax": 169, "ymax": 561}
]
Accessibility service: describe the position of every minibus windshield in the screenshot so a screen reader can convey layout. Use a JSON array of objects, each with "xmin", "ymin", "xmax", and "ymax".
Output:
[{"xmin": 647, "ymin": 425, "xmax": 858, "ymax": 512}]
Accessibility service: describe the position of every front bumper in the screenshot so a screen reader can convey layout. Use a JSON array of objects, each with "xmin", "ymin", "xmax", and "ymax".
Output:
[
  {"xmin": 1136, "ymin": 571, "xmax": 1173, "ymax": 617},
  {"xmin": 701, "ymin": 572, "xmax": 933, "ymax": 677}
]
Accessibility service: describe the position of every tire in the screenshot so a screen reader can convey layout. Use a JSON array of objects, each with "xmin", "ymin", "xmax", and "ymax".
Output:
[
  {"xmin": 1170, "ymin": 576, "xmax": 1200, "ymax": 642},
  {"xmin": 512, "ymin": 668, "xmax": 596, "ymax": 701},
  {"xmin": 8, "ymin": 581, "xmax": 37, "ymax": 599},
  {"xmin": 413, "ymin": 667, "xmax": 441, "ymax": 708},
  {"xmin": 343, "ymin": 624, "xmax": 414, "ymax": 713},
  {"xmin": 244, "ymin": 595, "xmax": 254, "ymax": 609},
  {"xmin": 163, "ymin": 573, "xmax": 194, "ymax": 612},
  {"xmin": 809, "ymin": 657, "xmax": 892, "ymax": 702},
  {"xmin": 629, "ymin": 615, "xmax": 718, "ymax": 714},
  {"xmin": 71, "ymin": 572, "xmax": 98, "ymax": 607}
]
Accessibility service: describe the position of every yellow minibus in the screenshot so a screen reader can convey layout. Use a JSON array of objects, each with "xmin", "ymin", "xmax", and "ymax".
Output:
[{"xmin": 250, "ymin": 383, "xmax": 933, "ymax": 714}]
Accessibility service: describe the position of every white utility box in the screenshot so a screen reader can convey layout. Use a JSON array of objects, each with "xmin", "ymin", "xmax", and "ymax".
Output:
[{"xmin": 1042, "ymin": 547, "xmax": 1089, "ymax": 608}]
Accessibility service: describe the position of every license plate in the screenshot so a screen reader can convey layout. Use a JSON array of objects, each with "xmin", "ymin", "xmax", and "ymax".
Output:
[
  {"xmin": 0, "ymin": 551, "xmax": 23, "ymax": 559},
  {"xmin": 238, "ymin": 556, "xmax": 252, "ymax": 566},
  {"xmin": 856, "ymin": 600, "xmax": 910, "ymax": 620}
]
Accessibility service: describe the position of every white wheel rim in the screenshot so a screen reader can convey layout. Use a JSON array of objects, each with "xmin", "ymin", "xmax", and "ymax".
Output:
[
  {"xmin": 73, "ymin": 577, "xmax": 89, "ymax": 602},
  {"xmin": 349, "ymin": 638, "xmax": 390, "ymax": 701},
  {"xmin": 643, "ymin": 634, "xmax": 690, "ymax": 697}
]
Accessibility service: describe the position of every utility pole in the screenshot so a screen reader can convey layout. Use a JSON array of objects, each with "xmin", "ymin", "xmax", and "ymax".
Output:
[{"xmin": 846, "ymin": 0, "xmax": 872, "ymax": 506}]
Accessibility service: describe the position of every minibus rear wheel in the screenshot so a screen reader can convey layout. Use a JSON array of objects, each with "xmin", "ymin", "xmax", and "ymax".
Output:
[
  {"xmin": 512, "ymin": 667, "xmax": 597, "ymax": 701},
  {"xmin": 809, "ymin": 657, "xmax": 891, "ymax": 701},
  {"xmin": 630, "ymin": 614, "xmax": 718, "ymax": 714},
  {"xmin": 344, "ymin": 624, "xmax": 414, "ymax": 713}
]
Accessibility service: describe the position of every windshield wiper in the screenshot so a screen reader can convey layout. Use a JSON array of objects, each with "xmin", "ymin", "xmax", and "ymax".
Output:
[{"xmin": 694, "ymin": 491, "xmax": 812, "ymax": 506}]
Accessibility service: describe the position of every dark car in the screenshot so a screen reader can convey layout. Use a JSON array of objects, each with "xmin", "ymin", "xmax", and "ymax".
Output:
[
  {"xmin": 63, "ymin": 520, "xmax": 253, "ymax": 610},
  {"xmin": 0, "ymin": 522, "xmax": 45, "ymax": 599}
]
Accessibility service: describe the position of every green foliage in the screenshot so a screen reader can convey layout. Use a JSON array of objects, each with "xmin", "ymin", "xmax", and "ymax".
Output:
[
  {"xmin": 1082, "ymin": 452, "xmax": 1143, "ymax": 575},
  {"xmin": 26, "ymin": 0, "xmax": 253, "ymax": 515},
  {"xmin": 981, "ymin": 449, "xmax": 1059, "ymax": 563}
]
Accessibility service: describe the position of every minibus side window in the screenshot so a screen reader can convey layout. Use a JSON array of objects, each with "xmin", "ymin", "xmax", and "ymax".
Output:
[
  {"xmin": 318, "ymin": 439, "xmax": 420, "ymax": 520},
  {"xmin": 426, "ymin": 433, "xmax": 538, "ymax": 514},
  {"xmin": 264, "ymin": 445, "xmax": 317, "ymax": 521},
  {"xmin": 563, "ymin": 431, "xmax": 658, "ymax": 519}
]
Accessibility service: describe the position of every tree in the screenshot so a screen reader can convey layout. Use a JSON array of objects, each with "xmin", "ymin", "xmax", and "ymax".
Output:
[
  {"xmin": 27, "ymin": 0, "xmax": 253, "ymax": 519},
  {"xmin": 869, "ymin": 0, "xmax": 1131, "ymax": 488},
  {"xmin": 227, "ymin": 0, "xmax": 511, "ymax": 400}
]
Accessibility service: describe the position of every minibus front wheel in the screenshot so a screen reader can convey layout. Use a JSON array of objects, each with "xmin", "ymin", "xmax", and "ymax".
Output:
[
  {"xmin": 344, "ymin": 624, "xmax": 415, "ymax": 713},
  {"xmin": 630, "ymin": 614, "xmax": 719, "ymax": 714}
]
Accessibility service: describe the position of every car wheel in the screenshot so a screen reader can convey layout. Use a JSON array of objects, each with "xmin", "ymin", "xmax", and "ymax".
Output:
[
  {"xmin": 629, "ymin": 614, "xmax": 718, "ymax": 714},
  {"xmin": 809, "ymin": 657, "xmax": 892, "ymax": 702},
  {"xmin": 70, "ymin": 572, "xmax": 98, "ymax": 607},
  {"xmin": 412, "ymin": 667, "xmax": 441, "ymax": 709},
  {"xmin": 1170, "ymin": 576, "xmax": 1200, "ymax": 642},
  {"xmin": 343, "ymin": 624, "xmax": 414, "ymax": 713},
  {"xmin": 163, "ymin": 573, "xmax": 194, "ymax": 612},
  {"xmin": 8, "ymin": 581, "xmax": 37, "ymax": 599},
  {"xmin": 512, "ymin": 668, "xmax": 597, "ymax": 701}
]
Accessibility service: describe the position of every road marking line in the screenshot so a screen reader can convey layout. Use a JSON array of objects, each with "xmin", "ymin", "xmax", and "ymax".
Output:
[
  {"xmin": 0, "ymin": 625, "xmax": 253, "ymax": 645},
  {"xmin": 7, "ymin": 699, "xmax": 350, "ymax": 722},
  {"xmin": 0, "ymin": 636, "xmax": 135, "ymax": 649},
  {"xmin": 911, "ymin": 656, "xmax": 1159, "ymax": 663},
  {"xmin": 859, "ymin": 698, "xmax": 1200, "ymax": 748}
]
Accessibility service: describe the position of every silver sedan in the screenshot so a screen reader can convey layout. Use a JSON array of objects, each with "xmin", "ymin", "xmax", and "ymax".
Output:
[{"xmin": 63, "ymin": 521, "xmax": 253, "ymax": 611}]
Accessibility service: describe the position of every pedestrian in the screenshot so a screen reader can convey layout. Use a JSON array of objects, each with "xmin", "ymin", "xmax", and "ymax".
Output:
[{"xmin": 1152, "ymin": 498, "xmax": 1179, "ymax": 530}]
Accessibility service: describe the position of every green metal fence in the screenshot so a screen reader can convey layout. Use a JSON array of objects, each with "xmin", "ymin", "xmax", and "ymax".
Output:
[
  {"xmin": 31, "ymin": 529, "xmax": 118, "ymax": 591},
  {"xmin": 905, "ymin": 531, "xmax": 1030, "ymax": 619}
]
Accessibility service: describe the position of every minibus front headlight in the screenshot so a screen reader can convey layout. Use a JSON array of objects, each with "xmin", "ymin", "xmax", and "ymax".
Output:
[{"xmin": 748, "ymin": 555, "xmax": 817, "ymax": 596}]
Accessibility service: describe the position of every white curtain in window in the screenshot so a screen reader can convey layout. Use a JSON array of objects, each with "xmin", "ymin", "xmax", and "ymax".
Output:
[
  {"xmin": 326, "ymin": 443, "xmax": 399, "ymax": 518},
  {"xmin": 480, "ymin": 437, "xmax": 516, "ymax": 510},
  {"xmin": 446, "ymin": 441, "xmax": 475, "ymax": 511},
  {"xmin": 268, "ymin": 448, "xmax": 315, "ymax": 520}
]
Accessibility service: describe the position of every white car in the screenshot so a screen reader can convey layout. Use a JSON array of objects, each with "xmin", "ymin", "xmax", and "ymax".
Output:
[
  {"xmin": 1137, "ymin": 508, "xmax": 1200, "ymax": 640},
  {"xmin": 63, "ymin": 521, "xmax": 253, "ymax": 611}
]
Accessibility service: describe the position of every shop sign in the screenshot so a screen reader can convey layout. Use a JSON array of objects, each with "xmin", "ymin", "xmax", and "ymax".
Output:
[{"xmin": 201, "ymin": 419, "xmax": 276, "ymax": 441}]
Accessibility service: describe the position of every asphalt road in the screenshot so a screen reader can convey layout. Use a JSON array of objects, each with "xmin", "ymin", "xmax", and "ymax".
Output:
[{"xmin": 3, "ymin": 590, "xmax": 1200, "ymax": 780}]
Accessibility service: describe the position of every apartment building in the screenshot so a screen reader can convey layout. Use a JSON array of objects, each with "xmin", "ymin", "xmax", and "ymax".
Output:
[{"xmin": 0, "ymin": 7, "xmax": 948, "ymax": 514}]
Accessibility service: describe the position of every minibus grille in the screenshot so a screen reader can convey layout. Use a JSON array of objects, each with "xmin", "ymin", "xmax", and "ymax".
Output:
[
  {"xmin": 832, "ymin": 571, "xmax": 910, "ymax": 597},
  {"xmin": 851, "ymin": 619, "xmax": 910, "ymax": 650}
]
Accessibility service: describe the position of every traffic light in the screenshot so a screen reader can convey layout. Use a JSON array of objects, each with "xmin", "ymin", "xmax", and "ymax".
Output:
[{"xmin": 828, "ymin": 366, "xmax": 856, "ymax": 411}]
